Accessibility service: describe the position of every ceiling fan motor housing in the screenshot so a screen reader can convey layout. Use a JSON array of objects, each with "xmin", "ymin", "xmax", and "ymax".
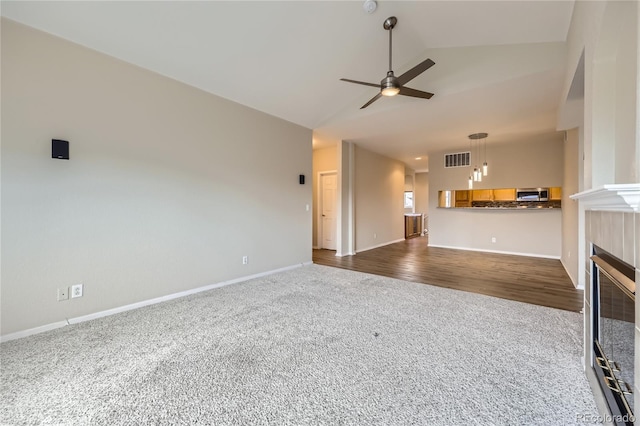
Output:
[{"xmin": 381, "ymin": 72, "xmax": 400, "ymax": 96}]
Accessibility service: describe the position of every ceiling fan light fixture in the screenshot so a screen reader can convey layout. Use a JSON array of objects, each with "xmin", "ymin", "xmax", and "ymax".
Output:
[
  {"xmin": 381, "ymin": 86, "xmax": 400, "ymax": 97},
  {"xmin": 381, "ymin": 74, "xmax": 400, "ymax": 96}
]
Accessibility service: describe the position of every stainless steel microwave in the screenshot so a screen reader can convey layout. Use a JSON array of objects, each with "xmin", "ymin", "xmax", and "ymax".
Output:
[{"xmin": 516, "ymin": 188, "xmax": 549, "ymax": 202}]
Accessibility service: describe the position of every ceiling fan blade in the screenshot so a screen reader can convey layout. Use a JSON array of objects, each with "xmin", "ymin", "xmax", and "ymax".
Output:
[
  {"xmin": 396, "ymin": 58, "xmax": 435, "ymax": 86},
  {"xmin": 340, "ymin": 78, "xmax": 380, "ymax": 88},
  {"xmin": 398, "ymin": 86, "xmax": 434, "ymax": 99},
  {"xmin": 360, "ymin": 92, "xmax": 383, "ymax": 109}
]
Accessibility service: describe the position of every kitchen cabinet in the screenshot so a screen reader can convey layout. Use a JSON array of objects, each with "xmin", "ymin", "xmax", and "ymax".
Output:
[
  {"xmin": 455, "ymin": 190, "xmax": 471, "ymax": 207},
  {"xmin": 472, "ymin": 189, "xmax": 493, "ymax": 201},
  {"xmin": 550, "ymin": 187, "xmax": 562, "ymax": 200},
  {"xmin": 455, "ymin": 190, "xmax": 469, "ymax": 201},
  {"xmin": 493, "ymin": 188, "xmax": 516, "ymax": 201}
]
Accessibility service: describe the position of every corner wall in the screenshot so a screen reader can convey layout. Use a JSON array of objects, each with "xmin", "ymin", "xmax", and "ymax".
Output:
[
  {"xmin": 561, "ymin": 129, "xmax": 580, "ymax": 286},
  {"xmin": 354, "ymin": 146, "xmax": 405, "ymax": 252},
  {"xmin": 415, "ymin": 172, "xmax": 429, "ymax": 218},
  {"xmin": 1, "ymin": 20, "xmax": 312, "ymax": 336}
]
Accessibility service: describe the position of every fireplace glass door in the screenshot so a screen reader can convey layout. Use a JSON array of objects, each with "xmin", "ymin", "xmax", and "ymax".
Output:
[
  {"xmin": 598, "ymin": 268, "xmax": 635, "ymax": 413},
  {"xmin": 593, "ymin": 246, "xmax": 636, "ymax": 424}
]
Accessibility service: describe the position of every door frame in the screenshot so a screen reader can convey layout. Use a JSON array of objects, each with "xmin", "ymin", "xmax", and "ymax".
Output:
[{"xmin": 317, "ymin": 170, "xmax": 337, "ymax": 250}]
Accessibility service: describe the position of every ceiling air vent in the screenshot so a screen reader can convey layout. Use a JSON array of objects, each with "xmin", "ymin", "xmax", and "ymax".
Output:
[{"xmin": 444, "ymin": 152, "xmax": 470, "ymax": 168}]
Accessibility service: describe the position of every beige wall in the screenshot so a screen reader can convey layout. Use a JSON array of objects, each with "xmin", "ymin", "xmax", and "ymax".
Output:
[
  {"xmin": 613, "ymin": 3, "xmax": 638, "ymax": 183},
  {"xmin": 571, "ymin": 1, "xmax": 638, "ymax": 189},
  {"xmin": 414, "ymin": 172, "xmax": 429, "ymax": 217},
  {"xmin": 312, "ymin": 146, "xmax": 337, "ymax": 248},
  {"xmin": 1, "ymin": 20, "xmax": 312, "ymax": 336},
  {"xmin": 561, "ymin": 129, "xmax": 580, "ymax": 286},
  {"xmin": 428, "ymin": 134, "xmax": 564, "ymax": 257},
  {"xmin": 354, "ymin": 146, "xmax": 405, "ymax": 252}
]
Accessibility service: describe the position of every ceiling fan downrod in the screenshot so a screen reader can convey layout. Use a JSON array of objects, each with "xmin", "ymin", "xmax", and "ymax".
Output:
[
  {"xmin": 381, "ymin": 17, "xmax": 399, "ymax": 96},
  {"xmin": 384, "ymin": 16, "xmax": 397, "ymax": 73}
]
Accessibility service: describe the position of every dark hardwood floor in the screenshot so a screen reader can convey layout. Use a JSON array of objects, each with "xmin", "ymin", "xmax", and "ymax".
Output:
[{"xmin": 313, "ymin": 236, "xmax": 584, "ymax": 312}]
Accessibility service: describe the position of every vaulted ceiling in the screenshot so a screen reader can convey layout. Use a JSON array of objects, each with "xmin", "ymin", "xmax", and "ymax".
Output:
[{"xmin": 2, "ymin": 1, "xmax": 574, "ymax": 171}]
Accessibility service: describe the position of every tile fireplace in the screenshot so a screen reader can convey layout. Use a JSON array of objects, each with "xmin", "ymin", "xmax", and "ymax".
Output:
[{"xmin": 572, "ymin": 184, "xmax": 640, "ymax": 425}]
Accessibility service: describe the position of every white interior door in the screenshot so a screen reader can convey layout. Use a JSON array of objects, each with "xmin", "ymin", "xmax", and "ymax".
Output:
[{"xmin": 321, "ymin": 173, "xmax": 337, "ymax": 250}]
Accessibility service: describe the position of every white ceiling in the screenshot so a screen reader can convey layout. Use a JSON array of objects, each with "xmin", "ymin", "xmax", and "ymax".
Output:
[{"xmin": 1, "ymin": 1, "xmax": 574, "ymax": 171}]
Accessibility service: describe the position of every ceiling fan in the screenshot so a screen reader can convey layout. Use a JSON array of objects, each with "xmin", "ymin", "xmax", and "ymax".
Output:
[{"xmin": 341, "ymin": 16, "xmax": 435, "ymax": 109}]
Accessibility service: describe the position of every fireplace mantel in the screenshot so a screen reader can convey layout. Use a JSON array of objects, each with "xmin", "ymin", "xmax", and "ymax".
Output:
[{"xmin": 570, "ymin": 184, "xmax": 640, "ymax": 211}]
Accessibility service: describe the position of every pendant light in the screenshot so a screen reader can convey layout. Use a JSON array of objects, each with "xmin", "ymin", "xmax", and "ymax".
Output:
[
  {"xmin": 482, "ymin": 133, "xmax": 489, "ymax": 176},
  {"xmin": 468, "ymin": 133, "xmax": 489, "ymax": 185},
  {"xmin": 473, "ymin": 142, "xmax": 480, "ymax": 182}
]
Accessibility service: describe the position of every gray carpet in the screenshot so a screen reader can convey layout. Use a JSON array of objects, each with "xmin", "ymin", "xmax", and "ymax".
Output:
[{"xmin": 1, "ymin": 264, "xmax": 599, "ymax": 425}]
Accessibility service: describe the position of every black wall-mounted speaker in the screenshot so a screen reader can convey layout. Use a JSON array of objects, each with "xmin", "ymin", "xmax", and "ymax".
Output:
[
  {"xmin": 52, "ymin": 139, "xmax": 69, "ymax": 160},
  {"xmin": 299, "ymin": 174, "xmax": 305, "ymax": 185}
]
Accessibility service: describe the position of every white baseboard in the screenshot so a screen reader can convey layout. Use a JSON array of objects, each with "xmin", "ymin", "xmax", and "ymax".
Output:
[
  {"xmin": 0, "ymin": 321, "xmax": 70, "ymax": 343},
  {"xmin": 560, "ymin": 258, "xmax": 581, "ymax": 289},
  {"xmin": 356, "ymin": 238, "xmax": 406, "ymax": 254},
  {"xmin": 0, "ymin": 261, "xmax": 313, "ymax": 343},
  {"xmin": 427, "ymin": 244, "xmax": 561, "ymax": 260}
]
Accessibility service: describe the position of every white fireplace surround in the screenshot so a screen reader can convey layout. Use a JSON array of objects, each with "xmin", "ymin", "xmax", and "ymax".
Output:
[{"xmin": 572, "ymin": 183, "xmax": 640, "ymax": 423}]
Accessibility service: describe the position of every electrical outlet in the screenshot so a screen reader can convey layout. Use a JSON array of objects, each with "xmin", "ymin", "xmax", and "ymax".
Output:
[
  {"xmin": 491, "ymin": 237, "xmax": 497, "ymax": 243},
  {"xmin": 374, "ymin": 233, "xmax": 377, "ymax": 239},
  {"xmin": 71, "ymin": 284, "xmax": 83, "ymax": 298},
  {"xmin": 57, "ymin": 287, "xmax": 69, "ymax": 301},
  {"xmin": 242, "ymin": 256, "xmax": 248, "ymax": 265}
]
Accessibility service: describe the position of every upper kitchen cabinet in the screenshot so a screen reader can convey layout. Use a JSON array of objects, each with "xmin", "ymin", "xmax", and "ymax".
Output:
[
  {"xmin": 493, "ymin": 188, "xmax": 516, "ymax": 201},
  {"xmin": 455, "ymin": 190, "xmax": 471, "ymax": 207},
  {"xmin": 471, "ymin": 189, "xmax": 493, "ymax": 201}
]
